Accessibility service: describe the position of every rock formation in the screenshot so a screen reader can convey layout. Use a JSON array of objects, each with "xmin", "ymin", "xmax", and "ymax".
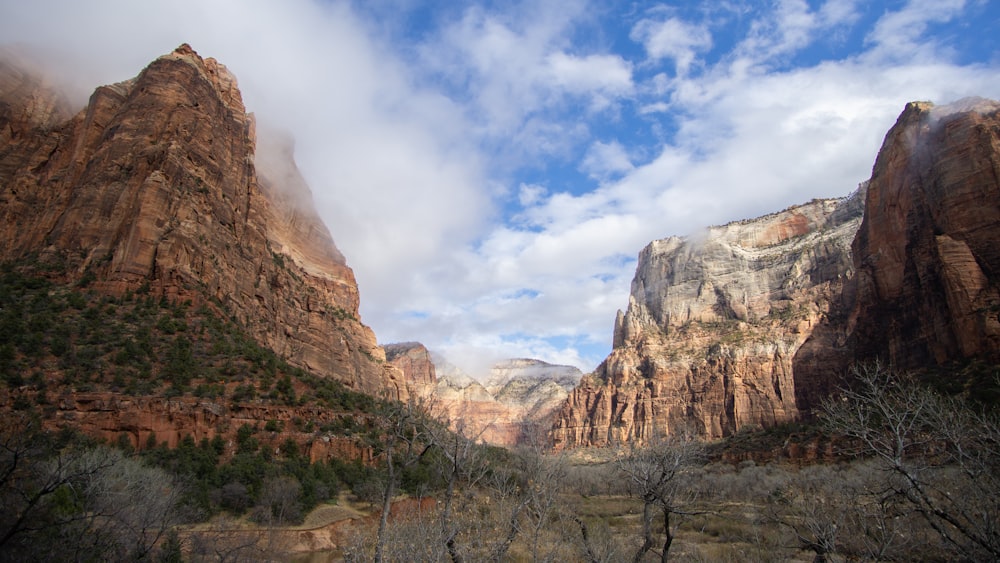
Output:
[
  {"xmin": 847, "ymin": 98, "xmax": 1000, "ymax": 369},
  {"xmin": 384, "ymin": 342, "xmax": 438, "ymax": 398},
  {"xmin": 553, "ymin": 193, "xmax": 865, "ymax": 447},
  {"xmin": 0, "ymin": 45, "xmax": 405, "ymax": 398},
  {"xmin": 485, "ymin": 358, "xmax": 581, "ymax": 426},
  {"xmin": 383, "ymin": 347, "xmax": 582, "ymax": 446},
  {"xmin": 20, "ymin": 391, "xmax": 374, "ymax": 465}
]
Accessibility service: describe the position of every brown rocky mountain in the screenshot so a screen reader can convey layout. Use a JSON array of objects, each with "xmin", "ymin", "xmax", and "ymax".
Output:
[
  {"xmin": 0, "ymin": 44, "xmax": 406, "ymax": 399},
  {"xmin": 383, "ymin": 342, "xmax": 437, "ymax": 398},
  {"xmin": 485, "ymin": 358, "xmax": 581, "ymax": 423},
  {"xmin": 553, "ymin": 194, "xmax": 864, "ymax": 447},
  {"xmin": 793, "ymin": 98, "xmax": 1000, "ymax": 411},
  {"xmin": 554, "ymin": 97, "xmax": 1000, "ymax": 448},
  {"xmin": 848, "ymin": 98, "xmax": 1000, "ymax": 369}
]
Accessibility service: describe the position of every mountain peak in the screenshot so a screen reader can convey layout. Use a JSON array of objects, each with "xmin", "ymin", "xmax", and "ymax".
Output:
[{"xmin": 0, "ymin": 46, "xmax": 405, "ymax": 399}]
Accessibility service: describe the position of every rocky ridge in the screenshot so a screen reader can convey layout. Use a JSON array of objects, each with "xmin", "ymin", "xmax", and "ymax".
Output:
[
  {"xmin": 0, "ymin": 45, "xmax": 405, "ymax": 399},
  {"xmin": 553, "ymin": 192, "xmax": 865, "ymax": 447}
]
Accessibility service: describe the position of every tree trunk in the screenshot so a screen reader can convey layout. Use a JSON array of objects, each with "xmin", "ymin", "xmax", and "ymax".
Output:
[
  {"xmin": 660, "ymin": 506, "xmax": 673, "ymax": 562},
  {"xmin": 374, "ymin": 445, "xmax": 395, "ymax": 563},
  {"xmin": 632, "ymin": 500, "xmax": 655, "ymax": 563}
]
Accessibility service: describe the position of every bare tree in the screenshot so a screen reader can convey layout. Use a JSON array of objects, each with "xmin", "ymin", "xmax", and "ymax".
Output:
[
  {"xmin": 72, "ymin": 447, "xmax": 187, "ymax": 560},
  {"xmin": 616, "ymin": 429, "xmax": 705, "ymax": 562},
  {"xmin": 370, "ymin": 398, "xmax": 435, "ymax": 563},
  {"xmin": 187, "ymin": 514, "xmax": 285, "ymax": 563},
  {"xmin": 762, "ymin": 464, "xmax": 854, "ymax": 562},
  {"xmin": 822, "ymin": 362, "xmax": 1000, "ymax": 560},
  {"xmin": 253, "ymin": 475, "xmax": 302, "ymax": 526},
  {"xmin": 0, "ymin": 415, "xmax": 185, "ymax": 561},
  {"xmin": 420, "ymin": 409, "xmax": 493, "ymax": 563}
]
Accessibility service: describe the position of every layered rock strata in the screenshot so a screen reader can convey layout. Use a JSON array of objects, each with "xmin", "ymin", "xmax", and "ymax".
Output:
[
  {"xmin": 0, "ymin": 45, "xmax": 404, "ymax": 398},
  {"xmin": 553, "ymin": 193, "xmax": 865, "ymax": 447},
  {"xmin": 3, "ymin": 391, "xmax": 374, "ymax": 465},
  {"xmin": 485, "ymin": 359, "xmax": 582, "ymax": 431}
]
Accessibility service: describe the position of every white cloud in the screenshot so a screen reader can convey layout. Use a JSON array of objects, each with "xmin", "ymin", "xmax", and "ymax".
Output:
[
  {"xmin": 631, "ymin": 16, "xmax": 712, "ymax": 75},
  {"xmin": 864, "ymin": 0, "xmax": 967, "ymax": 61},
  {"xmin": 581, "ymin": 140, "xmax": 634, "ymax": 181},
  {"xmin": 418, "ymin": 2, "xmax": 632, "ymax": 162},
  {"xmin": 518, "ymin": 183, "xmax": 548, "ymax": 206},
  {"xmin": 545, "ymin": 52, "xmax": 633, "ymax": 95}
]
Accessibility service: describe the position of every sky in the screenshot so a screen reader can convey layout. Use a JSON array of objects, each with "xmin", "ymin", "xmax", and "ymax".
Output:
[{"xmin": 2, "ymin": 0, "xmax": 999, "ymax": 377}]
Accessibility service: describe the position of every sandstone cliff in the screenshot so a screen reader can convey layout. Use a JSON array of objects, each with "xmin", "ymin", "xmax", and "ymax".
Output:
[
  {"xmin": 384, "ymin": 342, "xmax": 437, "ymax": 398},
  {"xmin": 847, "ymin": 98, "xmax": 1000, "ymax": 369},
  {"xmin": 0, "ymin": 45, "xmax": 404, "ymax": 398},
  {"xmin": 553, "ymin": 193, "xmax": 864, "ymax": 447}
]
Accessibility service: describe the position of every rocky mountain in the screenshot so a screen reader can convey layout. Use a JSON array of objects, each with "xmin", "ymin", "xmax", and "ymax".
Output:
[
  {"xmin": 554, "ymin": 97, "xmax": 1000, "ymax": 448},
  {"xmin": 383, "ymin": 345, "xmax": 582, "ymax": 446},
  {"xmin": 383, "ymin": 342, "xmax": 437, "ymax": 398},
  {"xmin": 793, "ymin": 98, "xmax": 1000, "ymax": 411},
  {"xmin": 848, "ymin": 98, "xmax": 1000, "ymax": 369},
  {"xmin": 485, "ymin": 358, "xmax": 581, "ymax": 423},
  {"xmin": 553, "ymin": 193, "xmax": 865, "ymax": 447},
  {"xmin": 0, "ymin": 45, "xmax": 405, "ymax": 399}
]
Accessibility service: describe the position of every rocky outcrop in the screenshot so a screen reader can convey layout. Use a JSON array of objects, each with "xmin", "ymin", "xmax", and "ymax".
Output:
[
  {"xmin": 555, "ymin": 97, "xmax": 1000, "ymax": 449},
  {"xmin": 0, "ymin": 45, "xmax": 404, "ymax": 399},
  {"xmin": 847, "ymin": 98, "xmax": 1000, "ymax": 369},
  {"xmin": 384, "ymin": 342, "xmax": 437, "ymax": 398},
  {"xmin": 449, "ymin": 358, "xmax": 580, "ymax": 445},
  {"xmin": 434, "ymin": 369, "xmax": 520, "ymax": 445},
  {"xmin": 0, "ymin": 48, "xmax": 74, "ymax": 134},
  {"xmin": 553, "ymin": 194, "xmax": 864, "ymax": 447}
]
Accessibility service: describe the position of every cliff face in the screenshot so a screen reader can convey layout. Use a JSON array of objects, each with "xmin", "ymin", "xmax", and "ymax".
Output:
[
  {"xmin": 384, "ymin": 342, "xmax": 438, "ymax": 398},
  {"xmin": 848, "ymin": 98, "xmax": 1000, "ymax": 369},
  {"xmin": 0, "ymin": 45, "xmax": 404, "ymax": 398},
  {"xmin": 555, "ymin": 98, "xmax": 1000, "ymax": 449},
  {"xmin": 553, "ymin": 194, "xmax": 864, "ymax": 447}
]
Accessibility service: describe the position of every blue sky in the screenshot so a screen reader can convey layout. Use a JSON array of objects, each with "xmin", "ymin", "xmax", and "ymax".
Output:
[{"xmin": 2, "ymin": 0, "xmax": 999, "ymax": 377}]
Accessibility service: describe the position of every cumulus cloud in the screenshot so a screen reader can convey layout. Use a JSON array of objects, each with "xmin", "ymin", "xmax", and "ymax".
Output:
[
  {"xmin": 631, "ymin": 16, "xmax": 712, "ymax": 75},
  {"xmin": 518, "ymin": 183, "xmax": 547, "ymax": 207},
  {"xmin": 864, "ymin": 0, "xmax": 967, "ymax": 61}
]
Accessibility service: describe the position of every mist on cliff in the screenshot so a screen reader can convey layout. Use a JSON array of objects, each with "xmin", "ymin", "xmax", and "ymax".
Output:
[{"xmin": 1, "ymin": 0, "xmax": 999, "ymax": 375}]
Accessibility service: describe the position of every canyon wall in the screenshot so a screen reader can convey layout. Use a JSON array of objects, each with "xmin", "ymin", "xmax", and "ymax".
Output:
[
  {"xmin": 848, "ymin": 98, "xmax": 1000, "ymax": 369},
  {"xmin": 0, "ymin": 45, "xmax": 405, "ymax": 398},
  {"xmin": 553, "ymin": 193, "xmax": 864, "ymax": 447},
  {"xmin": 385, "ymin": 345, "xmax": 582, "ymax": 446}
]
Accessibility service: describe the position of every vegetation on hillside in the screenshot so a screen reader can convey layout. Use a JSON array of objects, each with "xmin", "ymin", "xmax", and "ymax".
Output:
[{"xmin": 0, "ymin": 257, "xmax": 375, "ymax": 412}]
